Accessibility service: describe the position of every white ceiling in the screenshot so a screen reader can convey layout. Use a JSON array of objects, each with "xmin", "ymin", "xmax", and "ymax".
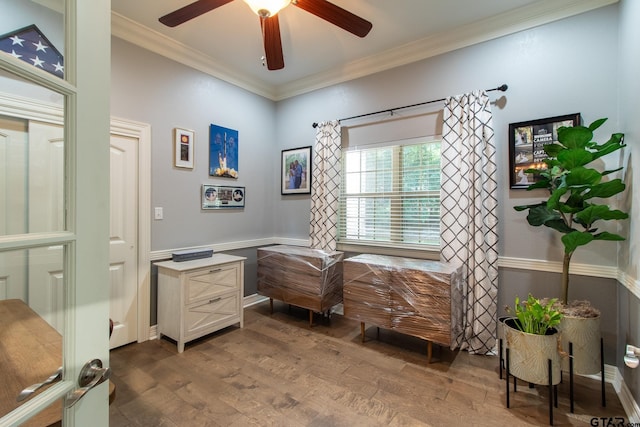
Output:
[{"xmin": 110, "ymin": 0, "xmax": 616, "ymax": 100}]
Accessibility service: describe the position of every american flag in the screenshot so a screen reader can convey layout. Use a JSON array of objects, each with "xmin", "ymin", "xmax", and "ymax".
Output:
[{"xmin": 0, "ymin": 25, "xmax": 64, "ymax": 78}]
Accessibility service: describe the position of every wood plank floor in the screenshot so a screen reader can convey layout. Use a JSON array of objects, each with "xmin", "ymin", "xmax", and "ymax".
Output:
[{"xmin": 109, "ymin": 300, "xmax": 627, "ymax": 426}]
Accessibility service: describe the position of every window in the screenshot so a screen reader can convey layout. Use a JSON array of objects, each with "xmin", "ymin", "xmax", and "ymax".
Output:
[{"xmin": 338, "ymin": 139, "xmax": 441, "ymax": 250}]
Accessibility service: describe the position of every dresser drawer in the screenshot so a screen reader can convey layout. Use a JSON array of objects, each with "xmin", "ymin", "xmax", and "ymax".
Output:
[
  {"xmin": 184, "ymin": 292, "xmax": 239, "ymax": 338},
  {"xmin": 185, "ymin": 263, "xmax": 239, "ymax": 304}
]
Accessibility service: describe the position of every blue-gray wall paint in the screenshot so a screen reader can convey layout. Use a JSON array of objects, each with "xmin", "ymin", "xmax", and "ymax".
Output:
[
  {"xmin": 111, "ymin": 37, "xmax": 277, "ymax": 251},
  {"xmin": 275, "ymin": 5, "xmax": 621, "ymax": 268}
]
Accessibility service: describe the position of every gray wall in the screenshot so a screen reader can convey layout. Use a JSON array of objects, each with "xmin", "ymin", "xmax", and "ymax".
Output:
[
  {"xmin": 272, "ymin": 3, "xmax": 630, "ymax": 367},
  {"xmin": 275, "ymin": 5, "xmax": 622, "ymax": 269},
  {"xmin": 111, "ymin": 37, "xmax": 278, "ymax": 251}
]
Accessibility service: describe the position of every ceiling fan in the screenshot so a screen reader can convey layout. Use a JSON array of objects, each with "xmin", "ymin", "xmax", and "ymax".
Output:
[{"xmin": 159, "ymin": 0, "xmax": 372, "ymax": 71}]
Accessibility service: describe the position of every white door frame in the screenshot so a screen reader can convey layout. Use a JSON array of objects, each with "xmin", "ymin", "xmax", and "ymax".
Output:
[{"xmin": 0, "ymin": 93, "xmax": 151, "ymax": 343}]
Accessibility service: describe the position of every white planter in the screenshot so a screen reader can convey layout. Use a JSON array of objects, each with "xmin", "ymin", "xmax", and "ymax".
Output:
[
  {"xmin": 497, "ymin": 316, "xmax": 512, "ymax": 361},
  {"xmin": 558, "ymin": 314, "xmax": 601, "ymax": 375},
  {"xmin": 504, "ymin": 318, "xmax": 562, "ymax": 385}
]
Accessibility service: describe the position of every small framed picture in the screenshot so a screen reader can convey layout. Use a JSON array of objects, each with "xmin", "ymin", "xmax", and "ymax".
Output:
[
  {"xmin": 281, "ymin": 146, "xmax": 311, "ymax": 195},
  {"xmin": 508, "ymin": 113, "xmax": 581, "ymax": 189},
  {"xmin": 202, "ymin": 185, "xmax": 245, "ymax": 209},
  {"xmin": 174, "ymin": 127, "xmax": 194, "ymax": 169}
]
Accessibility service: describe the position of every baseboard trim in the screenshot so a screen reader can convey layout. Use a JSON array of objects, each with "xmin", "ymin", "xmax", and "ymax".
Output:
[
  {"xmin": 148, "ymin": 324, "xmax": 157, "ymax": 341},
  {"xmin": 607, "ymin": 366, "xmax": 640, "ymax": 423},
  {"xmin": 243, "ymin": 293, "xmax": 269, "ymax": 308},
  {"xmin": 554, "ymin": 364, "xmax": 640, "ymax": 423}
]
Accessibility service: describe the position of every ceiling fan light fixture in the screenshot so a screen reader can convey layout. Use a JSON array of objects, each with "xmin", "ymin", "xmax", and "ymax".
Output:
[{"xmin": 243, "ymin": 0, "xmax": 291, "ymax": 17}]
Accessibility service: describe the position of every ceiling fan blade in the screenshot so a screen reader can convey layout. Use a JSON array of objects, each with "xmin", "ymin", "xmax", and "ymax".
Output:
[
  {"xmin": 260, "ymin": 15, "xmax": 285, "ymax": 70},
  {"xmin": 293, "ymin": 0, "xmax": 372, "ymax": 38},
  {"xmin": 159, "ymin": 0, "xmax": 234, "ymax": 27}
]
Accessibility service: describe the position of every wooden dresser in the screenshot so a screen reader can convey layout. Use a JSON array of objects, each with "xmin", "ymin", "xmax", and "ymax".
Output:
[
  {"xmin": 257, "ymin": 245, "xmax": 344, "ymax": 324},
  {"xmin": 156, "ymin": 254, "xmax": 245, "ymax": 353},
  {"xmin": 343, "ymin": 254, "xmax": 463, "ymax": 362}
]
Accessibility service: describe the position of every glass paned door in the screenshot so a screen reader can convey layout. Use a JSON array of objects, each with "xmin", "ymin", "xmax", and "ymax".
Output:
[{"xmin": 0, "ymin": 0, "xmax": 111, "ymax": 425}]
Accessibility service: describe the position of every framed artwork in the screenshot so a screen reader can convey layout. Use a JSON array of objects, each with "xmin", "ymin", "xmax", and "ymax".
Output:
[
  {"xmin": 508, "ymin": 113, "xmax": 581, "ymax": 189},
  {"xmin": 281, "ymin": 146, "xmax": 312, "ymax": 195},
  {"xmin": 174, "ymin": 127, "xmax": 194, "ymax": 169},
  {"xmin": 209, "ymin": 124, "xmax": 238, "ymax": 178},
  {"xmin": 202, "ymin": 185, "xmax": 245, "ymax": 209}
]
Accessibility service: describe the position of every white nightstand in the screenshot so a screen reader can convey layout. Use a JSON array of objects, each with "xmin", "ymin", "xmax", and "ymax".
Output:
[{"xmin": 156, "ymin": 254, "xmax": 245, "ymax": 352}]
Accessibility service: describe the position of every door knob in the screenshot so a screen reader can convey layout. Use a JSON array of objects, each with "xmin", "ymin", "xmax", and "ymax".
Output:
[
  {"xmin": 16, "ymin": 367, "xmax": 63, "ymax": 402},
  {"xmin": 64, "ymin": 358, "xmax": 111, "ymax": 408}
]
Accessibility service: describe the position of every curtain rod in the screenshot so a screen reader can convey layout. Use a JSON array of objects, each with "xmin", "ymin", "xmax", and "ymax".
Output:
[{"xmin": 312, "ymin": 84, "xmax": 508, "ymax": 128}]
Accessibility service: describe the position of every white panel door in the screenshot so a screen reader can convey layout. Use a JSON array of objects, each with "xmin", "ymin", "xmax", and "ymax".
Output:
[
  {"xmin": 0, "ymin": 116, "xmax": 27, "ymax": 301},
  {"xmin": 109, "ymin": 133, "xmax": 139, "ymax": 349},
  {"xmin": 27, "ymin": 121, "xmax": 65, "ymax": 332}
]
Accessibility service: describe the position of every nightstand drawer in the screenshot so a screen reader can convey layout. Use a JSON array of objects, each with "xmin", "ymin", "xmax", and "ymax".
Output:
[
  {"xmin": 184, "ymin": 292, "xmax": 239, "ymax": 337},
  {"xmin": 185, "ymin": 264, "xmax": 239, "ymax": 304}
]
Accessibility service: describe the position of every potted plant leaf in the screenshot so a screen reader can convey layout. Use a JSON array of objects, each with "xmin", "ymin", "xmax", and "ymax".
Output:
[
  {"xmin": 513, "ymin": 117, "xmax": 628, "ymax": 374},
  {"xmin": 504, "ymin": 295, "xmax": 564, "ymax": 385}
]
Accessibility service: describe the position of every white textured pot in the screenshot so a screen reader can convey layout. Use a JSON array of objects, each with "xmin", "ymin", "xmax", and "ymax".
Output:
[
  {"xmin": 558, "ymin": 314, "xmax": 601, "ymax": 375},
  {"xmin": 497, "ymin": 316, "xmax": 513, "ymax": 361},
  {"xmin": 504, "ymin": 318, "xmax": 562, "ymax": 385}
]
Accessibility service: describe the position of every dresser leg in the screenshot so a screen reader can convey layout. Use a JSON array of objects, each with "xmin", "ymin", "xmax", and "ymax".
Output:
[
  {"xmin": 269, "ymin": 298, "xmax": 273, "ymax": 314},
  {"xmin": 309, "ymin": 310, "xmax": 313, "ymax": 326},
  {"xmin": 178, "ymin": 342, "xmax": 185, "ymax": 353},
  {"xmin": 427, "ymin": 341, "xmax": 433, "ymax": 364},
  {"xmin": 360, "ymin": 322, "xmax": 365, "ymax": 343}
]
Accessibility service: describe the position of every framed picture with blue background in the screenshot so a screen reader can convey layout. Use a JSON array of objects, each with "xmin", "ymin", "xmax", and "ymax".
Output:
[{"xmin": 209, "ymin": 124, "xmax": 238, "ymax": 178}]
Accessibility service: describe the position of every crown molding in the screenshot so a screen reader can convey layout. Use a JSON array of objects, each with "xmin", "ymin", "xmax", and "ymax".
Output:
[
  {"xmin": 275, "ymin": 0, "xmax": 618, "ymax": 99},
  {"xmin": 111, "ymin": 0, "xmax": 617, "ymax": 101},
  {"xmin": 110, "ymin": 12, "xmax": 277, "ymax": 100}
]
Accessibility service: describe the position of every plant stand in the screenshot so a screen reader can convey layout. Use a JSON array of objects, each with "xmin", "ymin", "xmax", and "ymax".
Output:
[
  {"xmin": 502, "ymin": 337, "xmax": 606, "ymax": 422},
  {"xmin": 503, "ymin": 318, "xmax": 562, "ymax": 426},
  {"xmin": 506, "ymin": 348, "xmax": 557, "ymax": 425},
  {"xmin": 564, "ymin": 338, "xmax": 606, "ymax": 413},
  {"xmin": 498, "ymin": 316, "xmax": 511, "ymax": 380}
]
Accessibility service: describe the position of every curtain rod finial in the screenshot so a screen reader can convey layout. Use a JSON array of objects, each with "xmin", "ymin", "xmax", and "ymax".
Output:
[
  {"xmin": 312, "ymin": 122, "xmax": 318, "ymax": 128},
  {"xmin": 498, "ymin": 84, "xmax": 508, "ymax": 92}
]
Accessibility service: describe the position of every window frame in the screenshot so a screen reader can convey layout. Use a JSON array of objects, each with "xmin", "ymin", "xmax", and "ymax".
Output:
[{"xmin": 337, "ymin": 137, "xmax": 442, "ymax": 255}]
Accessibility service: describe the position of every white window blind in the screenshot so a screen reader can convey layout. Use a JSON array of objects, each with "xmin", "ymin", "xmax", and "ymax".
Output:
[{"xmin": 338, "ymin": 140, "xmax": 441, "ymax": 249}]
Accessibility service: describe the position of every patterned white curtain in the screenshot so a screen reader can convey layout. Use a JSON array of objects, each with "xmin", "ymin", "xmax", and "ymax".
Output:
[
  {"xmin": 440, "ymin": 90, "xmax": 499, "ymax": 355},
  {"xmin": 309, "ymin": 120, "xmax": 341, "ymax": 250}
]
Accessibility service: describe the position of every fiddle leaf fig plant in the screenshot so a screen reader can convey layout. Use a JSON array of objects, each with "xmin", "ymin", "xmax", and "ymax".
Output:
[{"xmin": 514, "ymin": 118, "xmax": 628, "ymax": 304}]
